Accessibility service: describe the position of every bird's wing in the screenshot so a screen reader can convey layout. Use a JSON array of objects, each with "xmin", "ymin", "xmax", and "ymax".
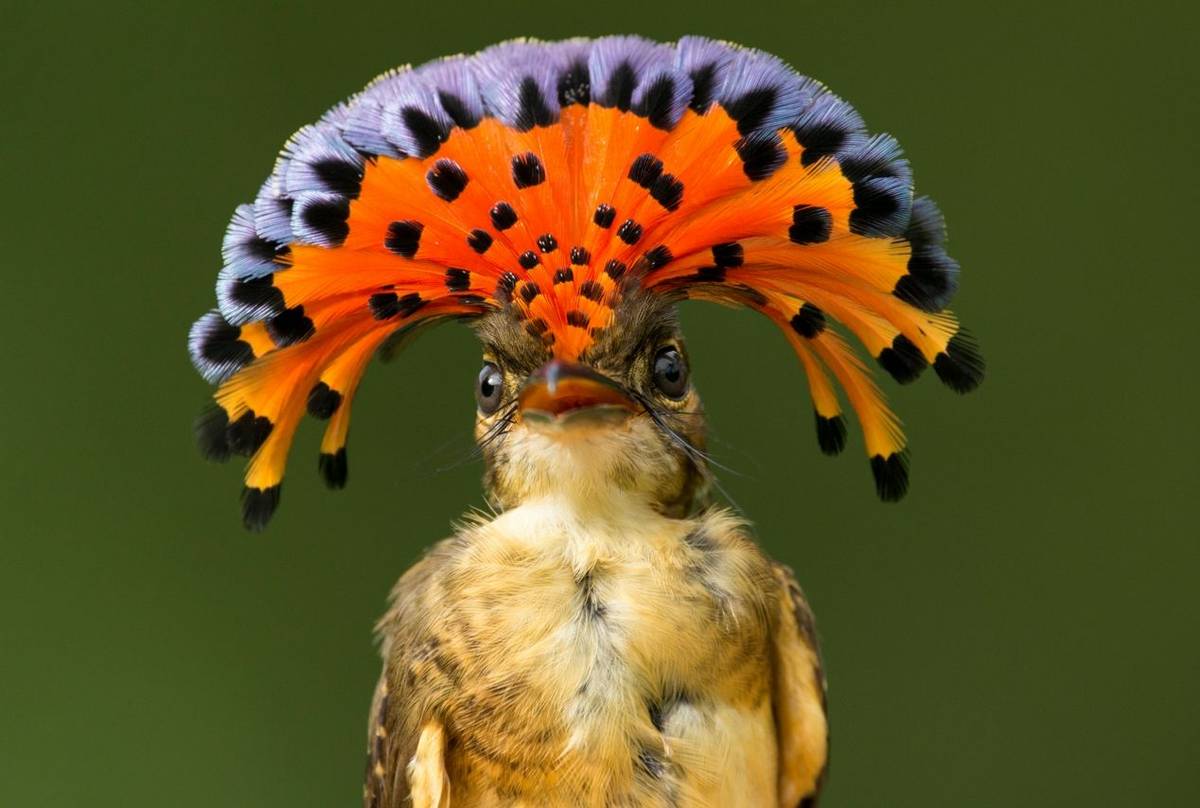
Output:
[
  {"xmin": 363, "ymin": 542, "xmax": 456, "ymax": 808},
  {"xmin": 770, "ymin": 563, "xmax": 830, "ymax": 807}
]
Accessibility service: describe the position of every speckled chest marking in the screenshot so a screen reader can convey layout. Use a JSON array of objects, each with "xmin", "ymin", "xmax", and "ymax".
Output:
[{"xmin": 429, "ymin": 498, "xmax": 779, "ymax": 806}]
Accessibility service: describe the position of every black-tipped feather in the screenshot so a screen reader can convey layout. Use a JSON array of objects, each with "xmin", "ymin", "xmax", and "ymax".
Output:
[
  {"xmin": 306, "ymin": 382, "xmax": 343, "ymax": 419},
  {"xmin": 934, "ymin": 331, "xmax": 985, "ymax": 393},
  {"xmin": 877, "ymin": 334, "xmax": 928, "ymax": 384},
  {"xmin": 195, "ymin": 405, "xmax": 231, "ymax": 462},
  {"xmin": 241, "ymin": 485, "xmax": 281, "ymax": 531},
  {"xmin": 870, "ymin": 452, "xmax": 909, "ymax": 501},
  {"xmin": 814, "ymin": 412, "xmax": 847, "ymax": 456},
  {"xmin": 319, "ymin": 448, "xmax": 348, "ymax": 489}
]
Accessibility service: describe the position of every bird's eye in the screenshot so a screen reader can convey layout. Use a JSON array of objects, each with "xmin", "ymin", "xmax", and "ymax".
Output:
[
  {"xmin": 652, "ymin": 347, "xmax": 689, "ymax": 399},
  {"xmin": 476, "ymin": 363, "xmax": 504, "ymax": 414}
]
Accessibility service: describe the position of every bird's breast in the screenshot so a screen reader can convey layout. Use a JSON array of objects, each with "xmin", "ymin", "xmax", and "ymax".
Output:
[{"xmin": 434, "ymin": 500, "xmax": 778, "ymax": 806}]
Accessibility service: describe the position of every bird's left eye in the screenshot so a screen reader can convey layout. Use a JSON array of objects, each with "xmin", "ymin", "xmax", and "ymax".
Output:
[
  {"xmin": 476, "ymin": 363, "xmax": 504, "ymax": 414},
  {"xmin": 652, "ymin": 347, "xmax": 689, "ymax": 399}
]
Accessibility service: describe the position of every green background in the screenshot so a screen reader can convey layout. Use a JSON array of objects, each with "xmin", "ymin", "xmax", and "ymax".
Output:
[{"xmin": 2, "ymin": 1, "xmax": 1196, "ymax": 805}]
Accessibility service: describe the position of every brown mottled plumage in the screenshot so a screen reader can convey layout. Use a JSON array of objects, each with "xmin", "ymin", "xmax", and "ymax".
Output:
[{"xmin": 363, "ymin": 292, "xmax": 827, "ymax": 807}]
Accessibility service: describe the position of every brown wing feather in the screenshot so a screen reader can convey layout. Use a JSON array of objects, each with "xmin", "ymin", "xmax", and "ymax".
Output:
[
  {"xmin": 363, "ymin": 539, "xmax": 460, "ymax": 808},
  {"xmin": 770, "ymin": 563, "xmax": 830, "ymax": 807}
]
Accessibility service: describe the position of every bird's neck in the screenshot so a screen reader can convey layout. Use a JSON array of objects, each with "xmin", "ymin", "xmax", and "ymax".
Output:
[{"xmin": 485, "ymin": 456, "xmax": 708, "ymax": 521}]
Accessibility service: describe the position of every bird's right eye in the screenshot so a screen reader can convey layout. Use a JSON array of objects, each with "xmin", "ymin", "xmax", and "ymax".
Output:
[{"xmin": 476, "ymin": 363, "xmax": 504, "ymax": 414}]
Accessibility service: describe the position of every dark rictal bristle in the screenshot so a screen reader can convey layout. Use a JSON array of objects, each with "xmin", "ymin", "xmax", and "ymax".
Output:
[{"xmin": 241, "ymin": 485, "xmax": 281, "ymax": 532}]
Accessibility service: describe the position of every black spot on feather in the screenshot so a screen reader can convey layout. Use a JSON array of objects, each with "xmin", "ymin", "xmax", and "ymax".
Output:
[
  {"xmin": 933, "ymin": 331, "xmax": 985, "ymax": 393},
  {"xmin": 267, "ymin": 305, "xmax": 314, "ymax": 346},
  {"xmin": 466, "ymin": 229, "xmax": 492, "ymax": 254},
  {"xmin": 444, "ymin": 268, "xmax": 470, "ymax": 292},
  {"xmin": 515, "ymin": 76, "xmax": 555, "ymax": 130},
  {"xmin": 301, "ymin": 198, "xmax": 350, "ymax": 245},
  {"xmin": 893, "ymin": 256, "xmax": 957, "ymax": 313},
  {"xmin": 369, "ymin": 292, "xmax": 398, "ymax": 320},
  {"xmin": 735, "ymin": 130, "xmax": 787, "ymax": 181},
  {"xmin": 312, "ymin": 158, "xmax": 362, "ymax": 198},
  {"xmin": 511, "ymin": 152, "xmax": 546, "ymax": 188},
  {"xmin": 242, "ymin": 485, "xmax": 281, "ymax": 532},
  {"xmin": 695, "ymin": 265, "xmax": 725, "ymax": 282},
  {"xmin": 617, "ymin": 219, "xmax": 642, "ymax": 245},
  {"xmin": 227, "ymin": 409, "xmax": 272, "ymax": 456},
  {"xmin": 426, "ymin": 158, "xmax": 469, "ymax": 202},
  {"xmin": 195, "ymin": 405, "xmax": 231, "ymax": 462},
  {"xmin": 628, "ymin": 154, "xmax": 664, "ymax": 187},
  {"xmin": 244, "ymin": 233, "xmax": 285, "ymax": 263},
  {"xmin": 603, "ymin": 62, "xmax": 636, "ymax": 111},
  {"xmin": 566, "ymin": 310, "xmax": 589, "ymax": 328},
  {"xmin": 724, "ymin": 87, "xmax": 778, "ymax": 134},
  {"xmin": 711, "ymin": 243, "xmax": 743, "ymax": 268},
  {"xmin": 593, "ymin": 203, "xmax": 616, "ymax": 228},
  {"xmin": 850, "ymin": 177, "xmax": 908, "ymax": 237},
  {"xmin": 649, "ymin": 174, "xmax": 684, "ymax": 210},
  {"xmin": 489, "ymin": 202, "xmax": 517, "ymax": 230},
  {"xmin": 815, "ymin": 412, "xmax": 847, "ymax": 456},
  {"xmin": 537, "ymin": 233, "xmax": 558, "ymax": 253},
  {"xmin": 518, "ymin": 251, "xmax": 540, "ymax": 269},
  {"xmin": 878, "ymin": 334, "xmax": 928, "ymax": 384},
  {"xmin": 579, "ymin": 280, "xmax": 604, "ymax": 301},
  {"xmin": 644, "ymin": 245, "xmax": 673, "ymax": 269},
  {"xmin": 437, "ymin": 90, "xmax": 479, "ymax": 129},
  {"xmin": 790, "ymin": 205, "xmax": 833, "ymax": 245},
  {"xmin": 495, "ymin": 272, "xmax": 518, "ymax": 303},
  {"xmin": 228, "ymin": 274, "xmax": 284, "ymax": 315},
  {"xmin": 794, "ymin": 119, "xmax": 849, "ymax": 167},
  {"xmin": 570, "ymin": 246, "xmax": 590, "ymax": 265},
  {"xmin": 319, "ymin": 447, "xmax": 348, "ymax": 489},
  {"xmin": 604, "ymin": 259, "xmax": 627, "ymax": 280},
  {"xmin": 199, "ymin": 317, "xmax": 253, "ymax": 369},
  {"xmin": 401, "ymin": 106, "xmax": 448, "ymax": 157},
  {"xmin": 306, "ymin": 381, "xmax": 342, "ymax": 420},
  {"xmin": 789, "ymin": 303, "xmax": 826, "ymax": 338},
  {"xmin": 519, "ymin": 282, "xmax": 540, "ymax": 304},
  {"xmin": 688, "ymin": 64, "xmax": 717, "ymax": 113},
  {"xmin": 634, "ymin": 75, "xmax": 677, "ymax": 129},
  {"xmin": 557, "ymin": 61, "xmax": 591, "ymax": 106},
  {"xmin": 553, "ymin": 267, "xmax": 574, "ymax": 284},
  {"xmin": 384, "ymin": 220, "xmax": 423, "ymax": 257},
  {"xmin": 870, "ymin": 452, "xmax": 909, "ymax": 501},
  {"xmin": 369, "ymin": 292, "xmax": 425, "ymax": 320}
]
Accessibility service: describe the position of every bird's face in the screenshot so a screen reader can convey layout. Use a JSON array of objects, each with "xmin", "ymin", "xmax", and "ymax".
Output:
[{"xmin": 472, "ymin": 294, "xmax": 707, "ymax": 515}]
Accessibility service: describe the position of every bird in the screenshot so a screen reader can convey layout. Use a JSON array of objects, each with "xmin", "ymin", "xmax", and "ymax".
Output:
[{"xmin": 187, "ymin": 35, "xmax": 983, "ymax": 807}]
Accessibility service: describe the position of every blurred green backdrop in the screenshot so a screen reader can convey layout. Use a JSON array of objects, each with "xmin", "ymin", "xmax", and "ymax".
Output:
[{"xmin": 2, "ymin": 1, "xmax": 1196, "ymax": 805}]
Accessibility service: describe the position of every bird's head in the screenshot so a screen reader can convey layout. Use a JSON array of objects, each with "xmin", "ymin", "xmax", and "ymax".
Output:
[
  {"xmin": 472, "ymin": 291, "xmax": 707, "ymax": 515},
  {"xmin": 186, "ymin": 36, "xmax": 984, "ymax": 530}
]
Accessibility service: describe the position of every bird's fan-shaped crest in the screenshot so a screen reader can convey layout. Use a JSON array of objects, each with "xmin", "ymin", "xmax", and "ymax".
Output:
[{"xmin": 188, "ymin": 35, "xmax": 983, "ymax": 529}]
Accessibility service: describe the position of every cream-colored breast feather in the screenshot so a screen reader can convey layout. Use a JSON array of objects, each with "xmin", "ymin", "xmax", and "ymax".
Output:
[{"xmin": 369, "ymin": 489, "xmax": 804, "ymax": 808}]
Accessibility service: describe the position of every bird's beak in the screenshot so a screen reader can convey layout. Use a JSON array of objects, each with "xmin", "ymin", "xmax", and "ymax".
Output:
[{"xmin": 518, "ymin": 360, "xmax": 638, "ymax": 429}]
